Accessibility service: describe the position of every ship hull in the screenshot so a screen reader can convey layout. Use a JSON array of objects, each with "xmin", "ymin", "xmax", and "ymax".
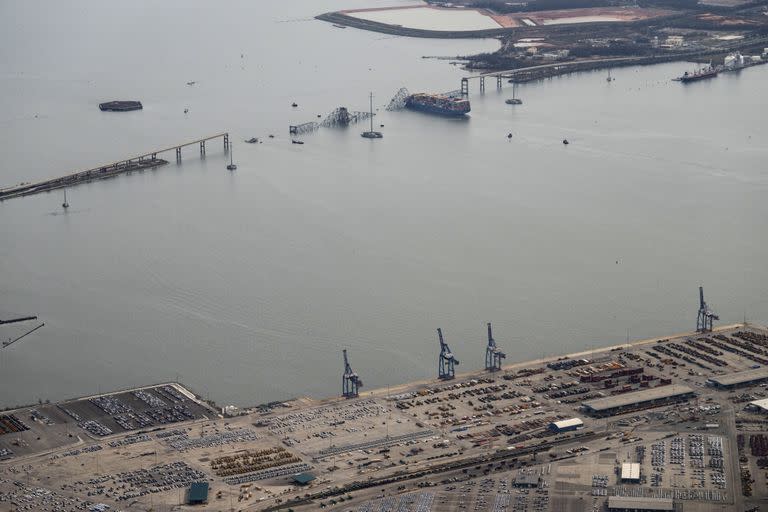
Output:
[
  {"xmin": 99, "ymin": 101, "xmax": 143, "ymax": 112},
  {"xmin": 405, "ymin": 101, "xmax": 469, "ymax": 116},
  {"xmin": 680, "ymin": 73, "xmax": 717, "ymax": 83}
]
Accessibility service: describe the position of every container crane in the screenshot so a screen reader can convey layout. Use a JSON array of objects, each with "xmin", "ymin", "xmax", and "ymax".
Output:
[
  {"xmin": 696, "ymin": 286, "xmax": 719, "ymax": 333},
  {"xmin": 485, "ymin": 322, "xmax": 506, "ymax": 372},
  {"xmin": 342, "ymin": 349, "xmax": 362, "ymax": 398},
  {"xmin": 437, "ymin": 328, "xmax": 459, "ymax": 380}
]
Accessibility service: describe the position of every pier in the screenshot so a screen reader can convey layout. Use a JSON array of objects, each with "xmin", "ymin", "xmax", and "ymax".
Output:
[
  {"xmin": 459, "ymin": 33, "xmax": 768, "ymax": 95},
  {"xmin": 0, "ymin": 132, "xmax": 230, "ymax": 201},
  {"xmin": 460, "ymin": 56, "xmax": 645, "ymax": 95},
  {"xmin": 3, "ymin": 321, "xmax": 765, "ymax": 512}
]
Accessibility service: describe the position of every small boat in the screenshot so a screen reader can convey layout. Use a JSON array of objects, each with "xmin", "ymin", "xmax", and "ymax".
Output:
[
  {"xmin": 184, "ymin": 108, "xmax": 189, "ymax": 114},
  {"xmin": 507, "ymin": 133, "xmax": 513, "ymax": 139},
  {"xmin": 333, "ymin": 23, "xmax": 347, "ymax": 29},
  {"xmin": 62, "ymin": 189, "xmax": 69, "ymax": 209},
  {"xmin": 606, "ymin": 69, "xmax": 613, "ymax": 82},
  {"xmin": 226, "ymin": 144, "xmax": 237, "ymax": 170},
  {"xmin": 361, "ymin": 92, "xmax": 383, "ymax": 139},
  {"xmin": 291, "ymin": 102, "xmax": 298, "ymax": 108},
  {"xmin": 562, "ymin": 139, "xmax": 569, "ymax": 145},
  {"xmin": 186, "ymin": 81, "xmax": 196, "ymax": 86},
  {"xmin": 245, "ymin": 137, "xmax": 259, "ymax": 144},
  {"xmin": 268, "ymin": 134, "xmax": 275, "ymax": 138},
  {"xmin": 292, "ymin": 139, "xmax": 304, "ymax": 145},
  {"xmin": 317, "ymin": 114, "xmax": 322, "ymax": 118}
]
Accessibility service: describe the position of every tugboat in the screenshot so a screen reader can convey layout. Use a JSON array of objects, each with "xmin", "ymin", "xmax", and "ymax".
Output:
[
  {"xmin": 505, "ymin": 83, "xmax": 522, "ymax": 105},
  {"xmin": 226, "ymin": 144, "xmax": 237, "ymax": 171},
  {"xmin": 361, "ymin": 92, "xmax": 383, "ymax": 139}
]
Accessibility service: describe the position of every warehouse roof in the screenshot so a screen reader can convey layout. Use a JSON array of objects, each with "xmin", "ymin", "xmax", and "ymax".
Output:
[
  {"xmin": 749, "ymin": 398, "xmax": 768, "ymax": 411},
  {"xmin": 550, "ymin": 418, "xmax": 583, "ymax": 430},
  {"xmin": 292, "ymin": 472, "xmax": 316, "ymax": 485},
  {"xmin": 621, "ymin": 462, "xmax": 640, "ymax": 481},
  {"xmin": 582, "ymin": 385, "xmax": 694, "ymax": 412},
  {"xmin": 514, "ymin": 473, "xmax": 540, "ymax": 486},
  {"xmin": 188, "ymin": 482, "xmax": 208, "ymax": 503},
  {"xmin": 607, "ymin": 496, "xmax": 674, "ymax": 511},
  {"xmin": 707, "ymin": 367, "xmax": 768, "ymax": 387}
]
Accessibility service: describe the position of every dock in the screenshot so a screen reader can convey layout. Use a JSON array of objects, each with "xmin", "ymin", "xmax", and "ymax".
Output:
[
  {"xmin": 2, "ymin": 322, "xmax": 768, "ymax": 511},
  {"xmin": 0, "ymin": 132, "xmax": 230, "ymax": 202}
]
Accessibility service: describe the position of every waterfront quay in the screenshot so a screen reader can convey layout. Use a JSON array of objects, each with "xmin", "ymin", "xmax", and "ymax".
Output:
[{"xmin": 3, "ymin": 324, "xmax": 768, "ymax": 511}]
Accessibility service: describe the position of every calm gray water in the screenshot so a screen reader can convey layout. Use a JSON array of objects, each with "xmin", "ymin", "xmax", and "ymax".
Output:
[{"xmin": 1, "ymin": 0, "xmax": 766, "ymax": 408}]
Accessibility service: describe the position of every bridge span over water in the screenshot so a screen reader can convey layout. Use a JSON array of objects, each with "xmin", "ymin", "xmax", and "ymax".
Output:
[{"xmin": 459, "ymin": 56, "xmax": 645, "ymax": 94}]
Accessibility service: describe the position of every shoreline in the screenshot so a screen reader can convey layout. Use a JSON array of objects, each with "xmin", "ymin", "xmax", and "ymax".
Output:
[
  {"xmin": 1, "ymin": 323, "xmax": 759, "ymax": 414},
  {"xmin": 316, "ymin": 10, "xmax": 768, "ymax": 82},
  {"xmin": 287, "ymin": 323, "xmax": 750, "ymax": 407}
]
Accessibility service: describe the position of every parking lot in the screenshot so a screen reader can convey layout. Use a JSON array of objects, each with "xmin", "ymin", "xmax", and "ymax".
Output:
[{"xmin": 4, "ymin": 326, "xmax": 768, "ymax": 511}]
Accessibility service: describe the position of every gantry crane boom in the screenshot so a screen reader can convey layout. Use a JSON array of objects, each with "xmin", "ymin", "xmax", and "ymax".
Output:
[
  {"xmin": 696, "ymin": 286, "xmax": 719, "ymax": 333},
  {"xmin": 437, "ymin": 328, "xmax": 459, "ymax": 380},
  {"xmin": 342, "ymin": 349, "xmax": 362, "ymax": 398},
  {"xmin": 485, "ymin": 322, "xmax": 506, "ymax": 371}
]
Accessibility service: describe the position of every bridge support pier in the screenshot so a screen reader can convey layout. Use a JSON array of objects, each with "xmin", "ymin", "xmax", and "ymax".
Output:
[
  {"xmin": 200, "ymin": 141, "xmax": 206, "ymax": 156},
  {"xmin": 496, "ymin": 75, "xmax": 502, "ymax": 90},
  {"xmin": 176, "ymin": 147, "xmax": 181, "ymax": 162},
  {"xmin": 223, "ymin": 133, "xmax": 229, "ymax": 150},
  {"xmin": 460, "ymin": 78, "xmax": 469, "ymax": 97},
  {"xmin": 480, "ymin": 76, "xmax": 485, "ymax": 93},
  {"xmin": 151, "ymin": 153, "xmax": 157, "ymax": 160}
]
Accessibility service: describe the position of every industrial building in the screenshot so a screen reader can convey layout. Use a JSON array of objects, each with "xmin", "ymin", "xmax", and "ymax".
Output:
[
  {"xmin": 607, "ymin": 496, "xmax": 674, "ymax": 511},
  {"xmin": 292, "ymin": 473, "xmax": 316, "ymax": 486},
  {"xmin": 187, "ymin": 482, "xmax": 208, "ymax": 505},
  {"xmin": 548, "ymin": 418, "xmax": 583, "ymax": 433},
  {"xmin": 707, "ymin": 367, "xmax": 768, "ymax": 389},
  {"xmin": 513, "ymin": 473, "xmax": 540, "ymax": 488},
  {"xmin": 582, "ymin": 385, "xmax": 695, "ymax": 417},
  {"xmin": 620, "ymin": 462, "xmax": 640, "ymax": 482},
  {"xmin": 747, "ymin": 397, "xmax": 768, "ymax": 413}
]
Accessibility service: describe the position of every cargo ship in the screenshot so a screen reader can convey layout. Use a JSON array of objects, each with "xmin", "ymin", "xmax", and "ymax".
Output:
[
  {"xmin": 673, "ymin": 66, "xmax": 718, "ymax": 83},
  {"xmin": 405, "ymin": 93, "xmax": 470, "ymax": 116}
]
